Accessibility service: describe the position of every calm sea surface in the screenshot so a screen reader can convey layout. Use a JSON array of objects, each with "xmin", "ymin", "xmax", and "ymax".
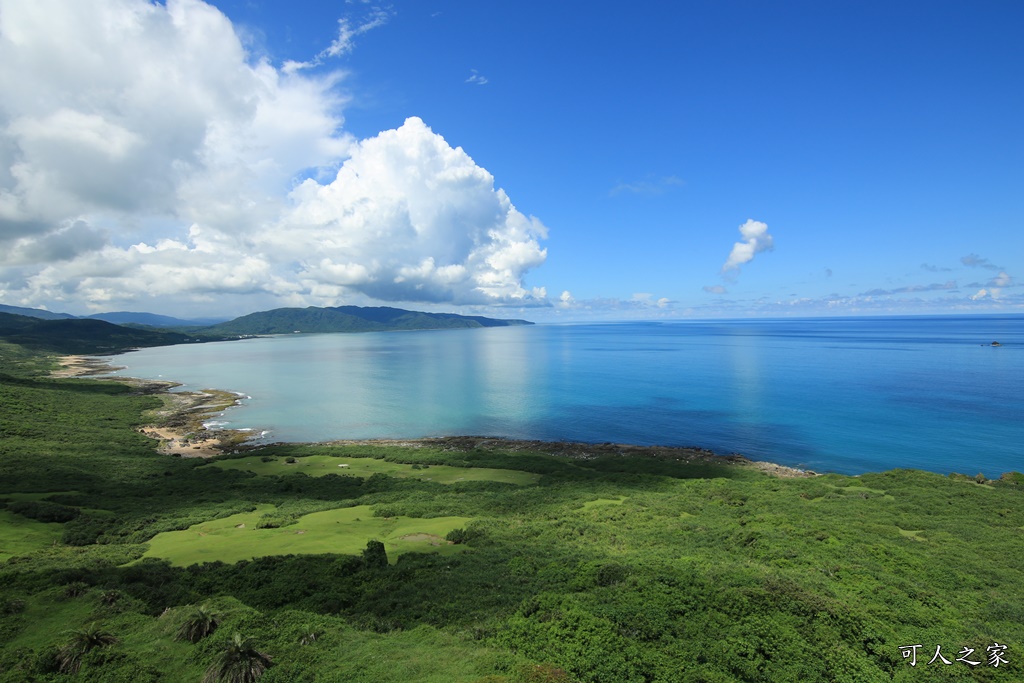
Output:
[{"xmin": 109, "ymin": 315, "xmax": 1024, "ymax": 476}]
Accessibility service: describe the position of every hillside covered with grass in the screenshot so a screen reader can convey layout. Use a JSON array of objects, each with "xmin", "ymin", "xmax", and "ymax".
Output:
[
  {"xmin": 0, "ymin": 313, "xmax": 227, "ymax": 355},
  {"xmin": 1, "ymin": 341, "xmax": 1022, "ymax": 682}
]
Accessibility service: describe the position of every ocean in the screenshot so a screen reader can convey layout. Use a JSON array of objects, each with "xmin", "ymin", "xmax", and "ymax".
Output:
[{"xmin": 109, "ymin": 315, "xmax": 1024, "ymax": 477}]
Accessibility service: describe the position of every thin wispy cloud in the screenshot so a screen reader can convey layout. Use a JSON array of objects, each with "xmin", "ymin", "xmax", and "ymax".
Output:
[
  {"xmin": 466, "ymin": 69, "xmax": 488, "ymax": 85},
  {"xmin": 630, "ymin": 292, "xmax": 672, "ymax": 308},
  {"xmin": 609, "ymin": 175, "xmax": 684, "ymax": 197},
  {"xmin": 702, "ymin": 285, "xmax": 727, "ymax": 294},
  {"xmin": 961, "ymin": 253, "xmax": 1001, "ymax": 271},
  {"xmin": 284, "ymin": 5, "xmax": 392, "ymax": 72},
  {"xmin": 859, "ymin": 281, "xmax": 957, "ymax": 297},
  {"xmin": 921, "ymin": 263, "xmax": 952, "ymax": 272}
]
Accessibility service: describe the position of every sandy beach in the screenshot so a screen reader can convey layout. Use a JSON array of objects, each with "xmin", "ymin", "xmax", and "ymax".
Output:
[{"xmin": 51, "ymin": 355, "xmax": 123, "ymax": 377}]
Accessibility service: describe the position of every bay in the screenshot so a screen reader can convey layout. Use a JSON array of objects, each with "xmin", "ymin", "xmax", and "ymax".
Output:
[{"xmin": 109, "ymin": 315, "xmax": 1024, "ymax": 476}]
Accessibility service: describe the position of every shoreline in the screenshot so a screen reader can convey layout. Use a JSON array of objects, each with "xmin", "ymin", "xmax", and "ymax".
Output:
[
  {"xmin": 53, "ymin": 354, "xmax": 818, "ymax": 478},
  {"xmin": 55, "ymin": 354, "xmax": 250, "ymax": 458}
]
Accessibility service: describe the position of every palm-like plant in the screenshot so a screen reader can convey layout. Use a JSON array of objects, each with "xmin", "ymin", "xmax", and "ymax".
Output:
[
  {"xmin": 56, "ymin": 624, "xmax": 119, "ymax": 674},
  {"xmin": 202, "ymin": 633, "xmax": 272, "ymax": 683},
  {"xmin": 98, "ymin": 589, "xmax": 122, "ymax": 606},
  {"xmin": 176, "ymin": 606, "xmax": 220, "ymax": 643}
]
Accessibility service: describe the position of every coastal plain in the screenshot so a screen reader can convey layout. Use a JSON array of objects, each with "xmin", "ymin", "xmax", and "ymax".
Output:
[{"xmin": 1, "ymin": 343, "xmax": 1022, "ymax": 682}]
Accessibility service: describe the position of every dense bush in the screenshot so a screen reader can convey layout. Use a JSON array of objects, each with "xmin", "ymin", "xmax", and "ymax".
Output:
[{"xmin": 4, "ymin": 500, "xmax": 80, "ymax": 523}]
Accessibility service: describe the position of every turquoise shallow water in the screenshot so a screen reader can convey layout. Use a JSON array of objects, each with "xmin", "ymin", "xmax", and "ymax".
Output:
[{"xmin": 110, "ymin": 315, "xmax": 1024, "ymax": 476}]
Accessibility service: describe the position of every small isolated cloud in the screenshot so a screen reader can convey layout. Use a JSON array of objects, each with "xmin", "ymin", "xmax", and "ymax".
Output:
[
  {"xmin": 971, "ymin": 289, "xmax": 990, "ymax": 300},
  {"xmin": 961, "ymin": 254, "xmax": 1001, "ymax": 271},
  {"xmin": 629, "ymin": 293, "xmax": 673, "ymax": 308},
  {"xmin": 609, "ymin": 175, "xmax": 684, "ymax": 197},
  {"xmin": 921, "ymin": 263, "xmax": 952, "ymax": 273},
  {"xmin": 990, "ymin": 271, "xmax": 1014, "ymax": 288},
  {"xmin": 548, "ymin": 292, "xmax": 676, "ymax": 318},
  {"xmin": 721, "ymin": 219, "xmax": 774, "ymax": 275},
  {"xmin": 824, "ymin": 268, "xmax": 833, "ymax": 278},
  {"xmin": 702, "ymin": 285, "xmax": 727, "ymax": 295},
  {"xmin": 466, "ymin": 69, "xmax": 488, "ymax": 85}
]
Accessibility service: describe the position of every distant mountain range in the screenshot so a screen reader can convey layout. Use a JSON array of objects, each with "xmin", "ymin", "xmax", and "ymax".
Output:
[
  {"xmin": 0, "ymin": 304, "xmax": 532, "ymax": 355},
  {"xmin": 203, "ymin": 306, "xmax": 531, "ymax": 335},
  {"xmin": 0, "ymin": 304, "xmax": 78, "ymax": 321},
  {"xmin": 0, "ymin": 304, "xmax": 221, "ymax": 327}
]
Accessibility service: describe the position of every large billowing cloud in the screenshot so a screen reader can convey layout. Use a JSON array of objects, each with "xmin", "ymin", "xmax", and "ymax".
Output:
[
  {"xmin": 281, "ymin": 117, "xmax": 547, "ymax": 304},
  {"xmin": 0, "ymin": 0, "xmax": 548, "ymax": 312}
]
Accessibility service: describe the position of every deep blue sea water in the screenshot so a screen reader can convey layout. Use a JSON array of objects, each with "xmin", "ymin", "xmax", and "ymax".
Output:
[{"xmin": 109, "ymin": 315, "xmax": 1024, "ymax": 476}]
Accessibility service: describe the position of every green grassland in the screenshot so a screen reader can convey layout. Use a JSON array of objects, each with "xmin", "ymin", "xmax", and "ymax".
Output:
[
  {"xmin": 208, "ymin": 452, "xmax": 540, "ymax": 486},
  {"xmin": 2, "ymin": 344, "xmax": 1024, "ymax": 682},
  {"xmin": 0, "ymin": 510, "xmax": 63, "ymax": 562},
  {"xmin": 142, "ymin": 504, "xmax": 472, "ymax": 566}
]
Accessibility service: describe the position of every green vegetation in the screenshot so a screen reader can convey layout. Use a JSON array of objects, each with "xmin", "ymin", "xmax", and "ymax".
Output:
[
  {"xmin": 0, "ymin": 312, "xmax": 226, "ymax": 354},
  {"xmin": 200, "ymin": 304, "xmax": 532, "ymax": 335},
  {"xmin": 141, "ymin": 505, "xmax": 471, "ymax": 567},
  {"xmin": 1, "ymin": 343, "xmax": 1023, "ymax": 682},
  {"xmin": 209, "ymin": 452, "xmax": 540, "ymax": 486},
  {"xmin": 0, "ymin": 510, "xmax": 63, "ymax": 562},
  {"xmin": 176, "ymin": 606, "xmax": 220, "ymax": 644},
  {"xmin": 56, "ymin": 624, "xmax": 119, "ymax": 674},
  {"xmin": 1, "ymin": 303, "xmax": 531, "ymax": 357},
  {"xmin": 202, "ymin": 632, "xmax": 272, "ymax": 683}
]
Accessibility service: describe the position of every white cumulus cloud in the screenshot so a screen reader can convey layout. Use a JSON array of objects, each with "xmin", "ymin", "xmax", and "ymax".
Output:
[
  {"xmin": 721, "ymin": 219, "xmax": 774, "ymax": 275},
  {"xmin": 280, "ymin": 117, "xmax": 548, "ymax": 305}
]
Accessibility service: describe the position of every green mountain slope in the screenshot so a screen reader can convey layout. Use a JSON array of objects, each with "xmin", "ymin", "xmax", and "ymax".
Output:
[
  {"xmin": 86, "ymin": 311, "xmax": 226, "ymax": 327},
  {"xmin": 0, "ymin": 304, "xmax": 76, "ymax": 320},
  {"xmin": 0, "ymin": 312, "xmax": 222, "ymax": 355},
  {"xmin": 204, "ymin": 305, "xmax": 533, "ymax": 335}
]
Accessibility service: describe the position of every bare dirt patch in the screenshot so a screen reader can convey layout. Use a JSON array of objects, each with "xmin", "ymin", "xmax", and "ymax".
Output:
[
  {"xmin": 51, "ymin": 355, "xmax": 123, "ymax": 378},
  {"xmin": 399, "ymin": 533, "xmax": 449, "ymax": 546}
]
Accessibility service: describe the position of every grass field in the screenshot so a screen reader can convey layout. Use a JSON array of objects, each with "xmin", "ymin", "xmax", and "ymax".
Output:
[
  {"xmin": 141, "ymin": 504, "xmax": 473, "ymax": 566},
  {"xmin": 0, "ymin": 509, "xmax": 62, "ymax": 561},
  {"xmin": 579, "ymin": 496, "xmax": 627, "ymax": 510},
  {"xmin": 206, "ymin": 453, "xmax": 540, "ymax": 486}
]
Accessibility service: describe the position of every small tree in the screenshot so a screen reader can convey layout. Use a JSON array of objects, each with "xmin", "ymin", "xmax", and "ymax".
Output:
[
  {"xmin": 362, "ymin": 540, "xmax": 388, "ymax": 569},
  {"xmin": 202, "ymin": 633, "xmax": 272, "ymax": 683},
  {"xmin": 176, "ymin": 606, "xmax": 220, "ymax": 643},
  {"xmin": 56, "ymin": 624, "xmax": 119, "ymax": 674}
]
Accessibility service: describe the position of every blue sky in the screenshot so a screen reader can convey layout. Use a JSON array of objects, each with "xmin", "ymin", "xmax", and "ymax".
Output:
[{"xmin": 0, "ymin": 0, "xmax": 1021, "ymax": 319}]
